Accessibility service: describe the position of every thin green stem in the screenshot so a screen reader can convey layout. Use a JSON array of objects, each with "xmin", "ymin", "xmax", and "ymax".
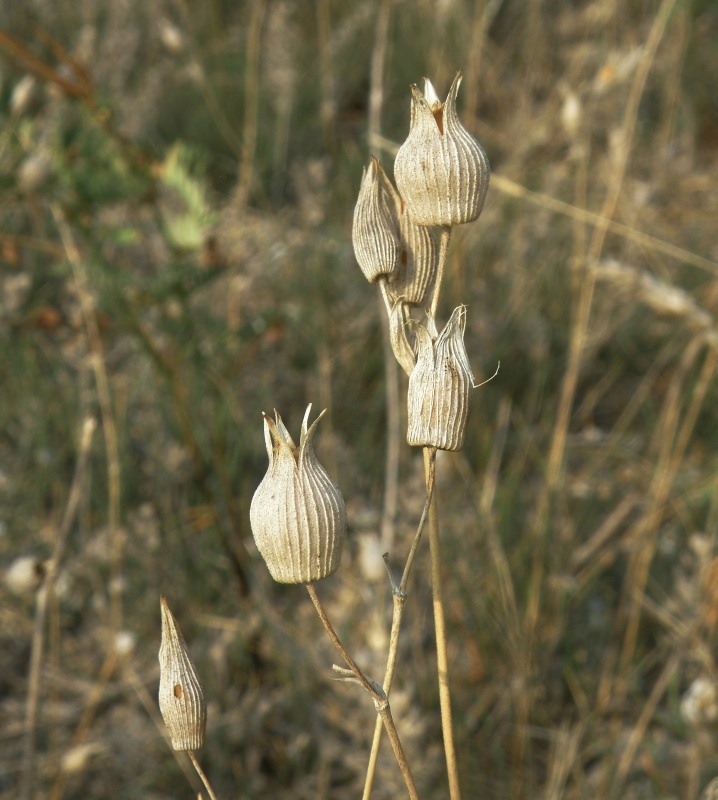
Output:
[
  {"xmin": 306, "ymin": 583, "xmax": 420, "ymax": 800},
  {"xmin": 424, "ymin": 446, "xmax": 462, "ymax": 800},
  {"xmin": 362, "ymin": 453, "xmax": 436, "ymax": 799}
]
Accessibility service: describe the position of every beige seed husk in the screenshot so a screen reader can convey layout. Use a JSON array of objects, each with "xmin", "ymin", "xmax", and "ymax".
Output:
[
  {"xmin": 407, "ymin": 306, "xmax": 474, "ymax": 451},
  {"xmin": 250, "ymin": 405, "xmax": 346, "ymax": 584},
  {"xmin": 158, "ymin": 597, "xmax": 207, "ymax": 751},
  {"xmin": 383, "ymin": 177, "xmax": 438, "ymax": 307},
  {"xmin": 394, "ymin": 72, "xmax": 490, "ymax": 227},
  {"xmin": 352, "ymin": 157, "xmax": 400, "ymax": 284}
]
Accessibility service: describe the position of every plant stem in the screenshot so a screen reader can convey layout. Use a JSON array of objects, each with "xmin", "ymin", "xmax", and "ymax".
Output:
[
  {"xmin": 424, "ymin": 446, "xmax": 462, "ymax": 800},
  {"xmin": 362, "ymin": 452, "xmax": 436, "ymax": 800},
  {"xmin": 429, "ymin": 226, "xmax": 452, "ymax": 321},
  {"xmin": 21, "ymin": 418, "xmax": 96, "ymax": 800},
  {"xmin": 306, "ymin": 583, "xmax": 420, "ymax": 800},
  {"xmin": 189, "ymin": 750, "xmax": 219, "ymax": 800}
]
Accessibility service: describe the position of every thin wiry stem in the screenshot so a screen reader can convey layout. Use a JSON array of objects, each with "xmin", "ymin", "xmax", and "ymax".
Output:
[
  {"xmin": 377, "ymin": 284, "xmax": 402, "ymax": 554},
  {"xmin": 362, "ymin": 450, "xmax": 436, "ymax": 800},
  {"xmin": 21, "ymin": 418, "xmax": 96, "ymax": 800},
  {"xmin": 429, "ymin": 226, "xmax": 452, "ymax": 320},
  {"xmin": 49, "ymin": 206, "xmax": 124, "ymax": 800},
  {"xmin": 306, "ymin": 583, "xmax": 420, "ymax": 800},
  {"xmin": 52, "ymin": 204, "xmax": 124, "ymax": 635},
  {"xmin": 424, "ymin": 446, "xmax": 462, "ymax": 800},
  {"xmin": 189, "ymin": 751, "xmax": 220, "ymax": 800},
  {"xmin": 236, "ymin": 0, "xmax": 265, "ymax": 205}
]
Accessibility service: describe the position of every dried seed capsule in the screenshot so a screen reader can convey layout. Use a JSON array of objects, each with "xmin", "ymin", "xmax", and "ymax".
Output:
[
  {"xmin": 407, "ymin": 306, "xmax": 474, "ymax": 451},
  {"xmin": 352, "ymin": 157, "xmax": 400, "ymax": 284},
  {"xmin": 394, "ymin": 72, "xmax": 490, "ymax": 227},
  {"xmin": 250, "ymin": 405, "xmax": 346, "ymax": 584},
  {"xmin": 390, "ymin": 205, "xmax": 438, "ymax": 306},
  {"xmin": 158, "ymin": 597, "xmax": 207, "ymax": 751},
  {"xmin": 382, "ymin": 177, "xmax": 438, "ymax": 307}
]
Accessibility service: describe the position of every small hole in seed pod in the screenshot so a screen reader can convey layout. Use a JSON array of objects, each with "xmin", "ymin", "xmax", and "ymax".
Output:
[
  {"xmin": 174, "ymin": 684, "xmax": 183, "ymax": 699},
  {"xmin": 401, "ymin": 249, "xmax": 408, "ymax": 265}
]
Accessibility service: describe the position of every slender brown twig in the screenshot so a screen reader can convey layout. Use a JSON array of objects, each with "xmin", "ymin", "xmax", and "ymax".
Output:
[
  {"xmin": 306, "ymin": 583, "xmax": 420, "ymax": 800},
  {"xmin": 362, "ymin": 450, "xmax": 436, "ymax": 799},
  {"xmin": 424, "ymin": 446, "xmax": 462, "ymax": 800},
  {"xmin": 189, "ymin": 751, "xmax": 220, "ymax": 800},
  {"xmin": 21, "ymin": 417, "xmax": 96, "ymax": 800},
  {"xmin": 429, "ymin": 226, "xmax": 452, "ymax": 321}
]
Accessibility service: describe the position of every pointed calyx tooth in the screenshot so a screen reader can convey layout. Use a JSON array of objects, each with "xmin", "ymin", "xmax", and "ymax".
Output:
[
  {"xmin": 352, "ymin": 157, "xmax": 400, "ymax": 284},
  {"xmin": 407, "ymin": 306, "xmax": 475, "ymax": 451},
  {"xmin": 250, "ymin": 405, "xmax": 346, "ymax": 584},
  {"xmin": 394, "ymin": 72, "xmax": 490, "ymax": 227},
  {"xmin": 158, "ymin": 597, "xmax": 207, "ymax": 751}
]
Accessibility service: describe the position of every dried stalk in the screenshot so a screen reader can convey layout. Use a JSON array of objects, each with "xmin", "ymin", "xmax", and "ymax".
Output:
[
  {"xmin": 424, "ymin": 447, "xmax": 462, "ymax": 800},
  {"xmin": 21, "ymin": 417, "xmax": 96, "ymax": 800},
  {"xmin": 306, "ymin": 583, "xmax": 420, "ymax": 800},
  {"xmin": 362, "ymin": 450, "xmax": 436, "ymax": 799}
]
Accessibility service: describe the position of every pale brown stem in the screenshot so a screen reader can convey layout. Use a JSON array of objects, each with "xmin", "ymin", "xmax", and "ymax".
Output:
[
  {"xmin": 367, "ymin": 0, "xmax": 392, "ymax": 157},
  {"xmin": 306, "ymin": 584, "xmax": 420, "ymax": 800},
  {"xmin": 429, "ymin": 226, "xmax": 452, "ymax": 321},
  {"xmin": 52, "ymin": 205, "xmax": 123, "ymax": 635},
  {"xmin": 189, "ymin": 751, "xmax": 220, "ymax": 800},
  {"xmin": 377, "ymin": 283, "xmax": 401, "ymax": 554},
  {"xmin": 236, "ymin": 0, "xmax": 266, "ymax": 205},
  {"xmin": 424, "ymin": 447, "xmax": 462, "ymax": 800},
  {"xmin": 21, "ymin": 418, "xmax": 96, "ymax": 800},
  {"xmin": 362, "ymin": 451, "xmax": 436, "ymax": 800}
]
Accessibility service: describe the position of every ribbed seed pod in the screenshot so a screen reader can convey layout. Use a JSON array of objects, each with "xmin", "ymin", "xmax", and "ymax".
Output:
[
  {"xmin": 352, "ymin": 157, "xmax": 400, "ymax": 284},
  {"xmin": 158, "ymin": 597, "xmax": 207, "ymax": 751},
  {"xmin": 394, "ymin": 72, "xmax": 490, "ymax": 227},
  {"xmin": 383, "ymin": 178, "xmax": 438, "ymax": 307},
  {"xmin": 250, "ymin": 405, "xmax": 346, "ymax": 584},
  {"xmin": 407, "ymin": 306, "xmax": 475, "ymax": 451}
]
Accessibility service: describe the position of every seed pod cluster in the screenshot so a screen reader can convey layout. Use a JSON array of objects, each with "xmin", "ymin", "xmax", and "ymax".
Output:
[
  {"xmin": 250, "ymin": 405, "xmax": 346, "ymax": 584},
  {"xmin": 158, "ymin": 597, "xmax": 207, "ymax": 751},
  {"xmin": 350, "ymin": 71, "xmax": 491, "ymax": 444}
]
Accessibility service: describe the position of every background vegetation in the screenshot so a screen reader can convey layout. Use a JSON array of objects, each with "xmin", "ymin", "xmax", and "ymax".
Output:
[{"xmin": 1, "ymin": 0, "xmax": 717, "ymax": 797}]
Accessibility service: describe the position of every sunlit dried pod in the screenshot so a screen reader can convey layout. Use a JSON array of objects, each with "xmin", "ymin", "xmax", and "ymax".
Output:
[
  {"xmin": 383, "ymin": 180, "xmax": 438, "ymax": 307},
  {"xmin": 407, "ymin": 306, "xmax": 474, "ymax": 451},
  {"xmin": 250, "ymin": 405, "xmax": 346, "ymax": 583},
  {"xmin": 394, "ymin": 72, "xmax": 490, "ymax": 227},
  {"xmin": 352, "ymin": 157, "xmax": 400, "ymax": 284},
  {"xmin": 159, "ymin": 597, "xmax": 207, "ymax": 751}
]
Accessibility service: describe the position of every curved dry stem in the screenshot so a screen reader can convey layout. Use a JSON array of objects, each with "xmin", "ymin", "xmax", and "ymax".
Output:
[{"xmin": 306, "ymin": 583, "xmax": 420, "ymax": 800}]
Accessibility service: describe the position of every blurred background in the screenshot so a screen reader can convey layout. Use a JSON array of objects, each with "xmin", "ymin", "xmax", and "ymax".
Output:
[{"xmin": 1, "ymin": 0, "xmax": 717, "ymax": 798}]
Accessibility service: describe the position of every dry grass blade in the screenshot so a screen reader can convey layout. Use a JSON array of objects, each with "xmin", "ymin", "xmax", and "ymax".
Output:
[{"xmin": 21, "ymin": 418, "xmax": 96, "ymax": 800}]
